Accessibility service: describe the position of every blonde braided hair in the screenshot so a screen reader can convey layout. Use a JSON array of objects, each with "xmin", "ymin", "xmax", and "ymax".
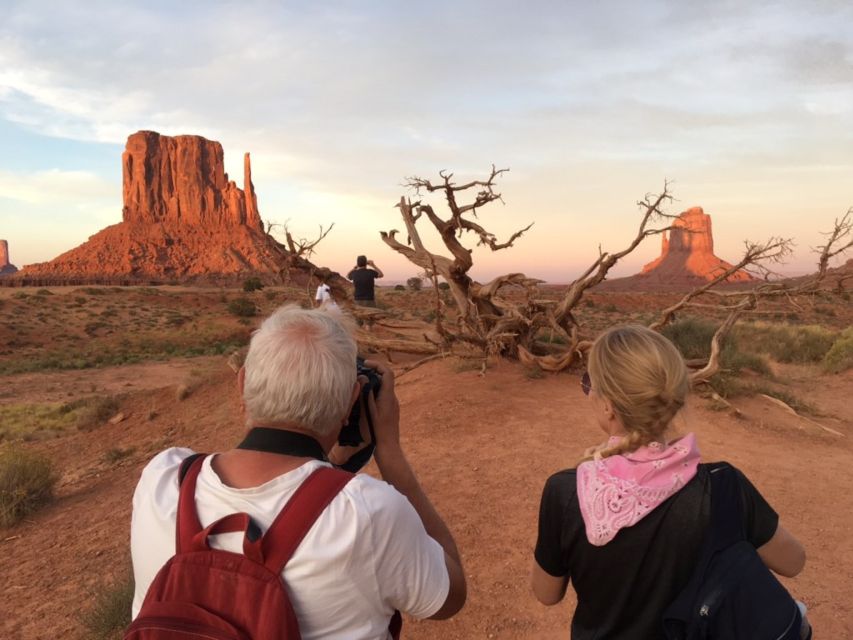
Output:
[{"xmin": 581, "ymin": 325, "xmax": 689, "ymax": 463}]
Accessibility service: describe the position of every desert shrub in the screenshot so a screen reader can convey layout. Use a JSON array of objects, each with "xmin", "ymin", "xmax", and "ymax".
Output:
[
  {"xmin": 438, "ymin": 281, "xmax": 450, "ymax": 291},
  {"xmin": 0, "ymin": 402, "xmax": 81, "ymax": 441},
  {"xmin": 103, "ymin": 447, "xmax": 135, "ymax": 464},
  {"xmin": 265, "ymin": 290, "xmax": 277, "ymax": 301},
  {"xmin": 406, "ymin": 277, "xmax": 423, "ymax": 291},
  {"xmin": 823, "ymin": 327, "xmax": 853, "ymax": 373},
  {"xmin": 453, "ymin": 358, "xmax": 485, "ymax": 373},
  {"xmin": 723, "ymin": 350, "xmax": 772, "ymax": 376},
  {"xmin": 602, "ymin": 303, "xmax": 619, "ymax": 313},
  {"xmin": 35, "ymin": 288, "xmax": 53, "ymax": 296},
  {"xmin": 243, "ymin": 277, "xmax": 264, "ymax": 292},
  {"xmin": 524, "ymin": 365, "xmax": 545, "ymax": 379},
  {"xmin": 661, "ymin": 317, "xmax": 719, "ymax": 360},
  {"xmin": 0, "ymin": 446, "xmax": 59, "ymax": 527},
  {"xmin": 11, "ymin": 291, "xmax": 28, "ymax": 299},
  {"xmin": 227, "ymin": 297, "xmax": 257, "ymax": 317},
  {"xmin": 394, "ymin": 284, "xmax": 406, "ymax": 291},
  {"xmin": 76, "ymin": 396, "xmax": 121, "ymax": 431},
  {"xmin": 733, "ymin": 323, "xmax": 836, "ymax": 364},
  {"xmin": 80, "ymin": 575, "xmax": 134, "ymax": 639}
]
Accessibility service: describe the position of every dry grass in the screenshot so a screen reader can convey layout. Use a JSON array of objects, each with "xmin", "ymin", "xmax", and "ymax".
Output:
[
  {"xmin": 79, "ymin": 574, "xmax": 134, "ymax": 639},
  {"xmin": 0, "ymin": 446, "xmax": 59, "ymax": 527}
]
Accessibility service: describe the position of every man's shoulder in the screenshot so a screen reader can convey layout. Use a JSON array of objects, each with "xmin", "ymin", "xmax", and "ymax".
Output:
[
  {"xmin": 342, "ymin": 474, "xmax": 413, "ymax": 520},
  {"xmin": 136, "ymin": 447, "xmax": 196, "ymax": 490}
]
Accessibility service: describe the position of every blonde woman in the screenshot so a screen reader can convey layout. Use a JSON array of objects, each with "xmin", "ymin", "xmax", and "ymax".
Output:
[{"xmin": 531, "ymin": 325, "xmax": 809, "ymax": 639}]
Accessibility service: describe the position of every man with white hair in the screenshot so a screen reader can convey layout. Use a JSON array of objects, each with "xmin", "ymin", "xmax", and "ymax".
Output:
[{"xmin": 129, "ymin": 305, "xmax": 466, "ymax": 639}]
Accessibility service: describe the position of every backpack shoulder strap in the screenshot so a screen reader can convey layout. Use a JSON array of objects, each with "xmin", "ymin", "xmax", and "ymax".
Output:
[
  {"xmin": 175, "ymin": 453, "xmax": 208, "ymax": 553},
  {"xmin": 178, "ymin": 452, "xmax": 206, "ymax": 485},
  {"xmin": 708, "ymin": 462, "xmax": 745, "ymax": 549},
  {"xmin": 261, "ymin": 466, "xmax": 353, "ymax": 573}
]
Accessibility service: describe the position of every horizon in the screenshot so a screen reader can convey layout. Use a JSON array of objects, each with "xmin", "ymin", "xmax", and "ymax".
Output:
[{"xmin": 2, "ymin": 1, "xmax": 852, "ymax": 282}]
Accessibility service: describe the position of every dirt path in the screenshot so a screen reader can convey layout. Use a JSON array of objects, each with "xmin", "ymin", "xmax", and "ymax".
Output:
[{"xmin": 0, "ymin": 359, "xmax": 851, "ymax": 638}]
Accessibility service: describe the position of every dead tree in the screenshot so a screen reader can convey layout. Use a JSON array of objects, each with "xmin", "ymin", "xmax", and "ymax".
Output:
[
  {"xmin": 665, "ymin": 209, "xmax": 852, "ymax": 383},
  {"xmin": 261, "ymin": 220, "xmax": 351, "ymax": 302},
  {"xmin": 380, "ymin": 166, "xmax": 538, "ymax": 355},
  {"xmin": 380, "ymin": 169, "xmax": 681, "ymax": 361},
  {"xmin": 517, "ymin": 187, "xmax": 680, "ymax": 371}
]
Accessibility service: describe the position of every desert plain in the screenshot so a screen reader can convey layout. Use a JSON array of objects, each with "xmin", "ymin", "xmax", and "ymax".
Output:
[{"xmin": 0, "ymin": 282, "xmax": 851, "ymax": 639}]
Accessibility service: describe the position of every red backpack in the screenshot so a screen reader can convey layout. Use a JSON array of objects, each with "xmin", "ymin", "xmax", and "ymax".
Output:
[{"xmin": 125, "ymin": 456, "xmax": 354, "ymax": 640}]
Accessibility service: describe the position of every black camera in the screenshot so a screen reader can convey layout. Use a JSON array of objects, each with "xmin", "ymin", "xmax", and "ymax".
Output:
[{"xmin": 336, "ymin": 357, "xmax": 382, "ymax": 472}]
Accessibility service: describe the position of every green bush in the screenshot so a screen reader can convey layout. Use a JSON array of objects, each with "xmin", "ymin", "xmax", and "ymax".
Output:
[
  {"xmin": 661, "ymin": 317, "xmax": 719, "ymax": 360},
  {"xmin": 0, "ymin": 446, "xmax": 59, "ymax": 527},
  {"xmin": 227, "ymin": 297, "xmax": 257, "ymax": 317},
  {"xmin": 733, "ymin": 323, "xmax": 836, "ymax": 364},
  {"xmin": 80, "ymin": 575, "xmax": 134, "ymax": 639},
  {"xmin": 407, "ymin": 277, "xmax": 423, "ymax": 291},
  {"xmin": 823, "ymin": 327, "xmax": 853, "ymax": 373},
  {"xmin": 394, "ymin": 284, "xmax": 406, "ymax": 291},
  {"xmin": 438, "ymin": 282, "xmax": 451, "ymax": 291},
  {"xmin": 243, "ymin": 277, "xmax": 264, "ymax": 292}
]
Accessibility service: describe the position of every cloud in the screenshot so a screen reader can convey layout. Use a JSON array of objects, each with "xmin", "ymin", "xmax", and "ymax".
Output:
[
  {"xmin": 0, "ymin": 168, "xmax": 117, "ymax": 205},
  {"xmin": 1, "ymin": 0, "xmax": 851, "ymax": 277}
]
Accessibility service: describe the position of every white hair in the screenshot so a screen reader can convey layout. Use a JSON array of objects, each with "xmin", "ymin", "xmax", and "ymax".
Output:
[{"xmin": 242, "ymin": 304, "xmax": 357, "ymax": 436}]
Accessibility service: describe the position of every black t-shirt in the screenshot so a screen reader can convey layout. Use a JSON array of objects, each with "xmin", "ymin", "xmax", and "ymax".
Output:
[
  {"xmin": 347, "ymin": 268, "xmax": 380, "ymax": 300},
  {"xmin": 534, "ymin": 462, "xmax": 779, "ymax": 640}
]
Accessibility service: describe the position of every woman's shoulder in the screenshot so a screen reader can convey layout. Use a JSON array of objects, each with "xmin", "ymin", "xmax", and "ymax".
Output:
[{"xmin": 543, "ymin": 467, "xmax": 580, "ymax": 498}]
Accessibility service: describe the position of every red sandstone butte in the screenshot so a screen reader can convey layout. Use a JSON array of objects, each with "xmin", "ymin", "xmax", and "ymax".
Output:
[
  {"xmin": 0, "ymin": 239, "xmax": 19, "ymax": 275},
  {"xmin": 20, "ymin": 131, "xmax": 287, "ymax": 281},
  {"xmin": 598, "ymin": 206, "xmax": 757, "ymax": 291}
]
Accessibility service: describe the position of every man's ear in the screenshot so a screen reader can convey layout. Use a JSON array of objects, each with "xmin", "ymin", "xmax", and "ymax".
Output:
[{"xmin": 344, "ymin": 379, "xmax": 363, "ymax": 422}]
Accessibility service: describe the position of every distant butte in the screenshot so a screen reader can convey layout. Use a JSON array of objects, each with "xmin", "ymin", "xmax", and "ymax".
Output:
[
  {"xmin": 598, "ymin": 206, "xmax": 757, "ymax": 291},
  {"xmin": 0, "ymin": 239, "xmax": 19, "ymax": 275},
  {"xmin": 19, "ymin": 131, "xmax": 291, "ymax": 283}
]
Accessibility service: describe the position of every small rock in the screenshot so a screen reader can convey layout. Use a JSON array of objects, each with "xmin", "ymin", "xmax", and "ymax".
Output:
[{"xmin": 108, "ymin": 412, "xmax": 126, "ymax": 424}]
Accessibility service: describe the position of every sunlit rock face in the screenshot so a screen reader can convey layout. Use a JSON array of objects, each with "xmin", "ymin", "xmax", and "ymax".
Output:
[
  {"xmin": 637, "ymin": 206, "xmax": 756, "ymax": 286},
  {"xmin": 20, "ymin": 131, "xmax": 288, "ymax": 281}
]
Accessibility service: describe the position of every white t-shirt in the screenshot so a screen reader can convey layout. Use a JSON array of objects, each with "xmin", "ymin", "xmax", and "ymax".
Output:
[
  {"xmin": 131, "ymin": 449, "xmax": 449, "ymax": 640},
  {"xmin": 314, "ymin": 284, "xmax": 335, "ymax": 303}
]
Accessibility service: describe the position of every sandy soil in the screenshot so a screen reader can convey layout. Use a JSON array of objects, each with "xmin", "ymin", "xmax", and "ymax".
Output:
[{"xmin": 1, "ymin": 352, "xmax": 851, "ymax": 639}]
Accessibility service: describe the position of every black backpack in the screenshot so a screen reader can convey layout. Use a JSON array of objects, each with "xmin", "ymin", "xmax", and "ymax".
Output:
[{"xmin": 662, "ymin": 464, "xmax": 804, "ymax": 640}]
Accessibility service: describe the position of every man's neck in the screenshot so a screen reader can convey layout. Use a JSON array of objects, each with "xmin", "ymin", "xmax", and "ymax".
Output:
[{"xmin": 211, "ymin": 424, "xmax": 334, "ymax": 489}]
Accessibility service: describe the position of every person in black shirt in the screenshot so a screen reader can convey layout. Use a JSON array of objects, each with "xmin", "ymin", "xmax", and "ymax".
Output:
[
  {"xmin": 347, "ymin": 255, "xmax": 384, "ymax": 306},
  {"xmin": 531, "ymin": 325, "xmax": 809, "ymax": 639}
]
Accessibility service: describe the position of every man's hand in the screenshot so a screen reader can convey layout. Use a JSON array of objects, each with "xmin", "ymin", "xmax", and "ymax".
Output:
[{"xmin": 363, "ymin": 359, "xmax": 400, "ymax": 452}]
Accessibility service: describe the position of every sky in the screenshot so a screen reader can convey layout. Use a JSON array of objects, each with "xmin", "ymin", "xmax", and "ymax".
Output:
[{"xmin": 1, "ymin": 0, "xmax": 852, "ymax": 283}]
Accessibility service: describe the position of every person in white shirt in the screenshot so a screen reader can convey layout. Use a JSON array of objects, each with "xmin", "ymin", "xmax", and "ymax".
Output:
[
  {"xmin": 314, "ymin": 281, "xmax": 338, "ymax": 309},
  {"xmin": 130, "ymin": 305, "xmax": 466, "ymax": 639}
]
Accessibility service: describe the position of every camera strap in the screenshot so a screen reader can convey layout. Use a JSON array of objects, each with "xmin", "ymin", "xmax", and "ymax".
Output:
[{"xmin": 236, "ymin": 427, "xmax": 327, "ymax": 462}]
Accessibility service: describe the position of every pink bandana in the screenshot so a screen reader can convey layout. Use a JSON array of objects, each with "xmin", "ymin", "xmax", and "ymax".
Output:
[{"xmin": 576, "ymin": 433, "xmax": 700, "ymax": 546}]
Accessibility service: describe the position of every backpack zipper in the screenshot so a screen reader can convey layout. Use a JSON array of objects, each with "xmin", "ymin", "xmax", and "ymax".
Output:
[{"xmin": 773, "ymin": 603, "xmax": 799, "ymax": 640}]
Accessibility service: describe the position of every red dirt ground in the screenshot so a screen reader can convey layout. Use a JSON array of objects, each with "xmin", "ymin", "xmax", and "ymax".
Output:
[{"xmin": 1, "ymin": 354, "xmax": 851, "ymax": 639}]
